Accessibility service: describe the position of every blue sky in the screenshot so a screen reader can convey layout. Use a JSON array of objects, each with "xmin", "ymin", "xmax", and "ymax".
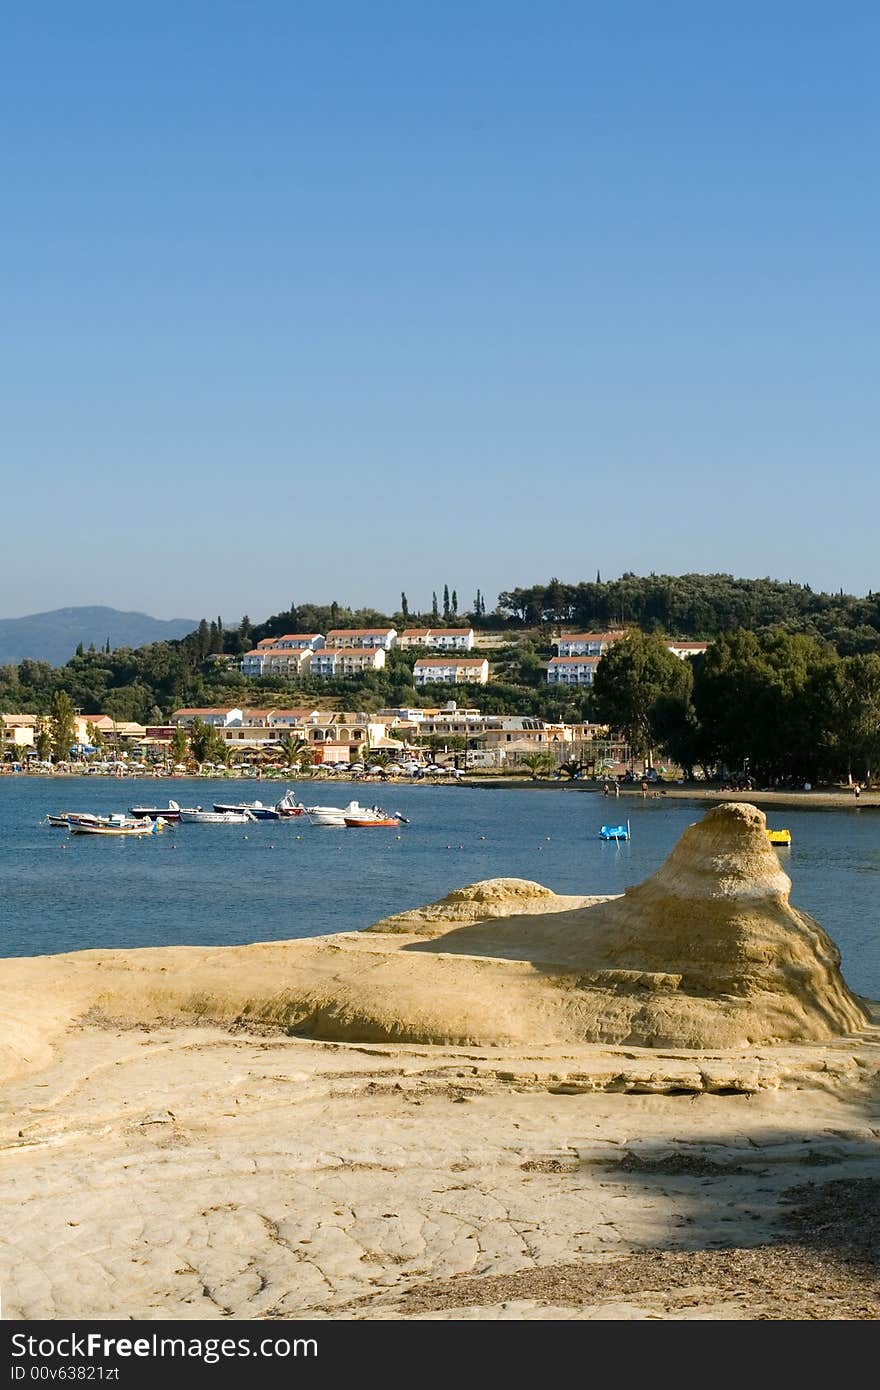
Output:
[{"xmin": 3, "ymin": 3, "xmax": 877, "ymax": 621}]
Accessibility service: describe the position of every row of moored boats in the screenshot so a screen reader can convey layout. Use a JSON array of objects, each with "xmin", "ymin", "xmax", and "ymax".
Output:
[{"xmin": 46, "ymin": 790, "xmax": 409, "ymax": 835}]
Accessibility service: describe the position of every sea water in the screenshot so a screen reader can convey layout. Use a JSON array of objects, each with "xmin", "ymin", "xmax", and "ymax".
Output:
[{"xmin": 1, "ymin": 777, "xmax": 878, "ymax": 999}]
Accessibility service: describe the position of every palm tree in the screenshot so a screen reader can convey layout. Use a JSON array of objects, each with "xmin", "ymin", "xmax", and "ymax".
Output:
[
  {"xmin": 279, "ymin": 735, "xmax": 309, "ymax": 769},
  {"xmin": 558, "ymin": 758, "xmax": 582, "ymax": 780},
  {"xmin": 520, "ymin": 752, "xmax": 555, "ymax": 779}
]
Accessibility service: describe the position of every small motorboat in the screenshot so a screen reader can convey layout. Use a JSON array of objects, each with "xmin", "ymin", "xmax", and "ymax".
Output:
[
  {"xmin": 599, "ymin": 822, "xmax": 630, "ymax": 841},
  {"xmin": 47, "ymin": 813, "xmax": 77, "ymax": 828},
  {"xmin": 344, "ymin": 804, "xmax": 404, "ymax": 828},
  {"xmin": 213, "ymin": 800, "xmax": 279, "ymax": 819},
  {"xmin": 69, "ymin": 818, "xmax": 161, "ymax": 837},
  {"xmin": 766, "ymin": 828, "xmax": 792, "ymax": 847},
  {"xmin": 128, "ymin": 799, "xmax": 198, "ymax": 822},
  {"xmin": 306, "ymin": 803, "xmax": 349, "ymax": 827},
  {"xmin": 178, "ymin": 808, "xmax": 255, "ymax": 824},
  {"xmin": 274, "ymin": 789, "xmax": 305, "ymax": 817}
]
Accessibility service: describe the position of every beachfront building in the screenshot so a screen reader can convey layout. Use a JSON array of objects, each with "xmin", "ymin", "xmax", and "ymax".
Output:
[
  {"xmin": 170, "ymin": 707, "xmax": 246, "ymax": 728},
  {"xmin": 546, "ymin": 656, "xmax": 600, "ymax": 685},
  {"xmin": 324, "ymin": 628, "xmax": 397, "ymax": 650},
  {"xmin": 399, "ymin": 628, "xmax": 475, "ymax": 650},
  {"xmin": 412, "ymin": 658, "xmax": 489, "ymax": 687},
  {"xmin": 265, "ymin": 708, "xmax": 320, "ymax": 729},
  {"xmin": 667, "ymin": 641, "xmax": 709, "ymax": 659},
  {"xmin": 307, "ymin": 647, "xmax": 387, "ymax": 678},
  {"xmin": 554, "ymin": 632, "xmax": 623, "ymax": 657},
  {"xmin": 1, "ymin": 713, "xmax": 36, "ymax": 750}
]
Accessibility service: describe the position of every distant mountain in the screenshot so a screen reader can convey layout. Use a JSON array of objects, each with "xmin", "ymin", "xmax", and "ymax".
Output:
[{"xmin": 0, "ymin": 607, "xmax": 198, "ymax": 667}]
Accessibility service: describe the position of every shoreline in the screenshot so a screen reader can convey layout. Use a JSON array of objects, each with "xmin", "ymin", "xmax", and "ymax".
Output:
[
  {"xmin": 2, "ymin": 769, "xmax": 878, "ymax": 812},
  {"xmin": 465, "ymin": 780, "xmax": 880, "ymax": 811}
]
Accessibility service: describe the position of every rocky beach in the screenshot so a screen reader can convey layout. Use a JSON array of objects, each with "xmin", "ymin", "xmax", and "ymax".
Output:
[{"xmin": 2, "ymin": 804, "xmax": 878, "ymax": 1321}]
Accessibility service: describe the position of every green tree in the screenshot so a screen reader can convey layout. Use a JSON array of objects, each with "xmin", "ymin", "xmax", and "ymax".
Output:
[
  {"xmin": 817, "ymin": 653, "xmax": 880, "ymax": 783},
  {"xmin": 693, "ymin": 629, "xmax": 834, "ymax": 781},
  {"xmin": 278, "ymin": 735, "xmax": 309, "ymax": 769},
  {"xmin": 451, "ymin": 589, "xmax": 458, "ymax": 614},
  {"xmin": 443, "ymin": 585, "xmax": 450, "ymax": 618},
  {"xmin": 592, "ymin": 632, "xmax": 692, "ymax": 765},
  {"xmin": 558, "ymin": 757, "xmax": 582, "ymax": 780},
  {"xmin": 86, "ymin": 721, "xmax": 105, "ymax": 756},
  {"xmin": 520, "ymin": 751, "xmax": 554, "ymax": 778},
  {"xmin": 50, "ymin": 690, "xmax": 76, "ymax": 762},
  {"xmin": 35, "ymin": 717, "xmax": 52, "ymax": 760},
  {"xmin": 401, "ymin": 592, "xmax": 409, "ymax": 619},
  {"xmin": 171, "ymin": 725, "xmax": 189, "ymax": 765}
]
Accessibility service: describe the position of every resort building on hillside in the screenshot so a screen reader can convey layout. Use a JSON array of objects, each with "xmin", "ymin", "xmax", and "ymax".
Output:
[
  {"xmin": 307, "ymin": 647, "xmax": 387, "ymax": 678},
  {"xmin": 241, "ymin": 647, "xmax": 314, "ymax": 678},
  {"xmin": 412, "ymin": 657, "xmax": 489, "ymax": 687},
  {"xmin": 399, "ymin": 628, "xmax": 475, "ymax": 650},
  {"xmin": 324, "ymin": 628, "xmax": 397, "ymax": 650},
  {"xmin": 554, "ymin": 632, "xmax": 623, "ymax": 657},
  {"xmin": 667, "ymin": 641, "xmax": 709, "ymax": 659},
  {"xmin": 260, "ymin": 634, "xmax": 324, "ymax": 650},
  {"xmin": 546, "ymin": 656, "xmax": 601, "ymax": 685}
]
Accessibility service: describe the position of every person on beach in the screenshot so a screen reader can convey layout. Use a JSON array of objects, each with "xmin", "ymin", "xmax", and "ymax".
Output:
[
  {"xmin": 854, "ymin": 783, "xmax": 861, "ymax": 799},
  {"xmin": 603, "ymin": 781, "xmax": 610, "ymax": 796}
]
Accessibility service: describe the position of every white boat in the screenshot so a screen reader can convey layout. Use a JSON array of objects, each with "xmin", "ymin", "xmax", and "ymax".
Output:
[
  {"xmin": 69, "ymin": 819, "xmax": 160, "ymax": 837},
  {"xmin": 128, "ymin": 799, "xmax": 199, "ymax": 822},
  {"xmin": 306, "ymin": 800, "xmax": 370, "ymax": 828},
  {"xmin": 275, "ymin": 789, "xmax": 305, "ymax": 817},
  {"xmin": 178, "ymin": 808, "xmax": 255, "ymax": 824},
  {"xmin": 344, "ymin": 805, "xmax": 404, "ymax": 828},
  {"xmin": 212, "ymin": 799, "xmax": 279, "ymax": 819}
]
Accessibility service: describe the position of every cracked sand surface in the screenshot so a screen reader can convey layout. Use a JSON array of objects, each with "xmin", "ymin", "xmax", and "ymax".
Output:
[{"xmin": 2, "ymin": 1024, "xmax": 879, "ymax": 1320}]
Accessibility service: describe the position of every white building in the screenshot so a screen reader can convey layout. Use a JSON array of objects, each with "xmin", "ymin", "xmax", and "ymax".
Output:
[
  {"xmin": 400, "ymin": 628, "xmax": 475, "ymax": 650},
  {"xmin": 307, "ymin": 647, "xmax": 387, "ymax": 678},
  {"xmin": 667, "ymin": 641, "xmax": 709, "ymax": 659},
  {"xmin": 555, "ymin": 632, "xmax": 622, "ymax": 657},
  {"xmin": 324, "ymin": 628, "xmax": 397, "ymax": 650},
  {"xmin": 241, "ymin": 647, "xmax": 315, "ymax": 678},
  {"xmin": 412, "ymin": 658, "xmax": 489, "ymax": 687},
  {"xmin": 241, "ymin": 635, "xmax": 323, "ymax": 676},
  {"xmin": 170, "ymin": 707, "xmax": 245, "ymax": 728},
  {"xmin": 1, "ymin": 713, "xmax": 37, "ymax": 749},
  {"xmin": 546, "ymin": 656, "xmax": 600, "ymax": 686}
]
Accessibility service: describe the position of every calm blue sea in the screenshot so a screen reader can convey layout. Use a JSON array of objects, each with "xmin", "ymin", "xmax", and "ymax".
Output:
[{"xmin": 1, "ymin": 777, "xmax": 878, "ymax": 998}]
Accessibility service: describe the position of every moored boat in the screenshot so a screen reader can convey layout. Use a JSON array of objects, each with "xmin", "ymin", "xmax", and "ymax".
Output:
[
  {"xmin": 274, "ymin": 789, "xmax": 305, "ymax": 817},
  {"xmin": 178, "ymin": 808, "xmax": 255, "ymax": 824},
  {"xmin": 212, "ymin": 799, "xmax": 279, "ymax": 819},
  {"xmin": 69, "ymin": 819, "xmax": 160, "ymax": 837},
  {"xmin": 343, "ymin": 805, "xmax": 404, "ymax": 828},
  {"xmin": 128, "ymin": 799, "xmax": 198, "ymax": 822},
  {"xmin": 766, "ymin": 828, "xmax": 792, "ymax": 847}
]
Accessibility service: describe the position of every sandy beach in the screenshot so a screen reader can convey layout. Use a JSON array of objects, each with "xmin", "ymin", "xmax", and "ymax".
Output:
[
  {"xmin": 2, "ymin": 1019, "xmax": 879, "ymax": 1320},
  {"xmin": 2, "ymin": 803, "xmax": 878, "ymax": 1322},
  {"xmin": 467, "ymin": 779, "xmax": 880, "ymax": 812}
]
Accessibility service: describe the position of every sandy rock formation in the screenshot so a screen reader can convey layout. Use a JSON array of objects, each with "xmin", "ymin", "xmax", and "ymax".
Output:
[
  {"xmin": 0, "ymin": 804, "xmax": 868, "ymax": 1073},
  {"xmin": 396, "ymin": 802, "xmax": 869, "ymax": 1047},
  {"xmin": 368, "ymin": 877, "xmax": 605, "ymax": 933}
]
